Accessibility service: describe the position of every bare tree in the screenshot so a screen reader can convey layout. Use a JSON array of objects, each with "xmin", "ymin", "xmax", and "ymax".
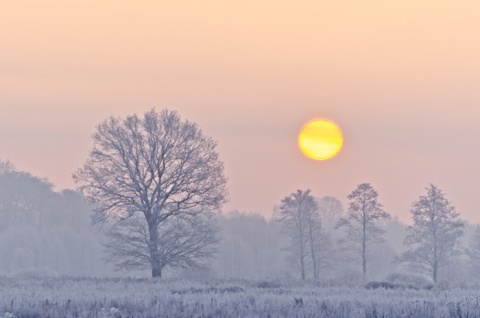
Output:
[
  {"xmin": 335, "ymin": 183, "xmax": 390, "ymax": 280},
  {"xmin": 402, "ymin": 184, "xmax": 464, "ymax": 283},
  {"xmin": 274, "ymin": 189, "xmax": 327, "ymax": 280},
  {"xmin": 467, "ymin": 225, "xmax": 480, "ymax": 279},
  {"xmin": 309, "ymin": 221, "xmax": 333, "ymax": 279},
  {"xmin": 74, "ymin": 108, "xmax": 227, "ymax": 277},
  {"xmin": 305, "ymin": 205, "xmax": 333, "ymax": 280}
]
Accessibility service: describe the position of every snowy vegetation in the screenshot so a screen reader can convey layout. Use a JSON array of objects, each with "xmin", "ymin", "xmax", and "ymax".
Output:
[
  {"xmin": 1, "ymin": 110, "xmax": 480, "ymax": 316},
  {"xmin": 1, "ymin": 276, "xmax": 480, "ymax": 317}
]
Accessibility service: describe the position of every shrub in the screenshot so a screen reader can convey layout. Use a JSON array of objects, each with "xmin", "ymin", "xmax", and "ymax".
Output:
[
  {"xmin": 255, "ymin": 280, "xmax": 282, "ymax": 289},
  {"xmin": 366, "ymin": 281, "xmax": 401, "ymax": 290},
  {"xmin": 386, "ymin": 272, "xmax": 432, "ymax": 288}
]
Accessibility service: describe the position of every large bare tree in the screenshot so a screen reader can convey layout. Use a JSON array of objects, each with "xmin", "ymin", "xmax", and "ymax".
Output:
[
  {"xmin": 74, "ymin": 108, "xmax": 227, "ymax": 277},
  {"xmin": 402, "ymin": 184, "xmax": 463, "ymax": 283},
  {"xmin": 336, "ymin": 183, "xmax": 389, "ymax": 280}
]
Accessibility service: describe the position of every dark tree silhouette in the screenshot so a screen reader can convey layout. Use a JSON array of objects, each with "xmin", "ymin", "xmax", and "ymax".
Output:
[{"xmin": 74, "ymin": 109, "xmax": 227, "ymax": 277}]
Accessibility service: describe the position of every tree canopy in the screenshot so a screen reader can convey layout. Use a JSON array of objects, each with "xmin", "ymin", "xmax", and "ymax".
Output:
[{"xmin": 75, "ymin": 108, "xmax": 228, "ymax": 277}]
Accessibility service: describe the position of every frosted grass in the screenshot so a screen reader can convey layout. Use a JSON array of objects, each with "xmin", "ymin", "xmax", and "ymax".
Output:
[{"xmin": 0, "ymin": 277, "xmax": 479, "ymax": 317}]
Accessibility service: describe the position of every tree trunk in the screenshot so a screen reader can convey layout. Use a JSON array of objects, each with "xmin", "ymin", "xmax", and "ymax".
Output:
[
  {"xmin": 298, "ymin": 204, "xmax": 306, "ymax": 280},
  {"xmin": 308, "ymin": 222, "xmax": 318, "ymax": 279},
  {"xmin": 433, "ymin": 228, "xmax": 438, "ymax": 284},
  {"xmin": 433, "ymin": 243, "xmax": 438, "ymax": 284},
  {"xmin": 362, "ymin": 209, "xmax": 367, "ymax": 280},
  {"xmin": 148, "ymin": 220, "xmax": 162, "ymax": 278},
  {"xmin": 362, "ymin": 245, "xmax": 366, "ymax": 279},
  {"xmin": 152, "ymin": 265, "xmax": 162, "ymax": 278},
  {"xmin": 300, "ymin": 246, "xmax": 306, "ymax": 280},
  {"xmin": 299, "ymin": 230, "xmax": 306, "ymax": 280}
]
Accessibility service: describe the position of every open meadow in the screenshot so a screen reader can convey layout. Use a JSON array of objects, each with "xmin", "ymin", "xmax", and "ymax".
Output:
[{"xmin": 1, "ymin": 276, "xmax": 480, "ymax": 318}]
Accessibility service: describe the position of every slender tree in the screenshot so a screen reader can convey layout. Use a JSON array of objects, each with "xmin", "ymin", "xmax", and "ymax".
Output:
[
  {"xmin": 309, "ymin": 219, "xmax": 332, "ymax": 279},
  {"xmin": 74, "ymin": 108, "xmax": 227, "ymax": 277},
  {"xmin": 402, "ymin": 184, "xmax": 463, "ymax": 283},
  {"xmin": 274, "ymin": 189, "xmax": 326, "ymax": 280},
  {"xmin": 467, "ymin": 225, "xmax": 480, "ymax": 279},
  {"xmin": 305, "ymin": 205, "xmax": 321, "ymax": 279},
  {"xmin": 336, "ymin": 183, "xmax": 389, "ymax": 279}
]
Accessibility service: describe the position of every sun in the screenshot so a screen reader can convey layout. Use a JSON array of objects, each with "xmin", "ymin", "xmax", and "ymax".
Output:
[{"xmin": 298, "ymin": 119, "xmax": 343, "ymax": 160}]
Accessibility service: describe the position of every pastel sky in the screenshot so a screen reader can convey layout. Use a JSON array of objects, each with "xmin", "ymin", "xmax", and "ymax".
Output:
[{"xmin": 1, "ymin": 1, "xmax": 480, "ymax": 223}]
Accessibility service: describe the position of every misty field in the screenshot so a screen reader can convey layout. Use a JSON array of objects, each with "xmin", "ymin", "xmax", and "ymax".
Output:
[{"xmin": 1, "ymin": 276, "xmax": 480, "ymax": 318}]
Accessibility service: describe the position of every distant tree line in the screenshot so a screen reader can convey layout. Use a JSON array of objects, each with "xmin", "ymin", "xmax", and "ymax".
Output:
[
  {"xmin": 0, "ymin": 108, "xmax": 478, "ymax": 285},
  {"xmin": 0, "ymin": 161, "xmax": 104, "ymax": 275},
  {"xmin": 0, "ymin": 157, "xmax": 478, "ymax": 284}
]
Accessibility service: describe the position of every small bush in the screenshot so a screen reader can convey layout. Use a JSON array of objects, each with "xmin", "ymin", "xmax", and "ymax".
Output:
[
  {"xmin": 10, "ymin": 267, "xmax": 59, "ymax": 279},
  {"xmin": 255, "ymin": 280, "xmax": 281, "ymax": 289},
  {"xmin": 386, "ymin": 272, "xmax": 432, "ymax": 288},
  {"xmin": 366, "ymin": 281, "xmax": 401, "ymax": 290},
  {"xmin": 328, "ymin": 270, "xmax": 364, "ymax": 286}
]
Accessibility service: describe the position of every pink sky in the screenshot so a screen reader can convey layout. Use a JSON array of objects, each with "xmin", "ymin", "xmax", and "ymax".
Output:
[{"xmin": 1, "ymin": 1, "xmax": 480, "ymax": 223}]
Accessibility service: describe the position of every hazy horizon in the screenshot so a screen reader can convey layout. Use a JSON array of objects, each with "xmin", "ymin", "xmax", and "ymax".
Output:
[{"xmin": 2, "ymin": 1, "xmax": 480, "ymax": 223}]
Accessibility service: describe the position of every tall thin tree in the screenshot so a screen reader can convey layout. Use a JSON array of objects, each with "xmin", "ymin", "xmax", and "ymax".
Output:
[
  {"xmin": 467, "ymin": 225, "xmax": 480, "ymax": 278},
  {"xmin": 336, "ymin": 183, "xmax": 389, "ymax": 279},
  {"xmin": 402, "ymin": 184, "xmax": 463, "ymax": 283},
  {"xmin": 275, "ymin": 189, "xmax": 326, "ymax": 280}
]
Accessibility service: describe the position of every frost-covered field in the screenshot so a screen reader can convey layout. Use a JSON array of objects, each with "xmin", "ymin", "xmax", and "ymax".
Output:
[{"xmin": 1, "ymin": 276, "xmax": 480, "ymax": 318}]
